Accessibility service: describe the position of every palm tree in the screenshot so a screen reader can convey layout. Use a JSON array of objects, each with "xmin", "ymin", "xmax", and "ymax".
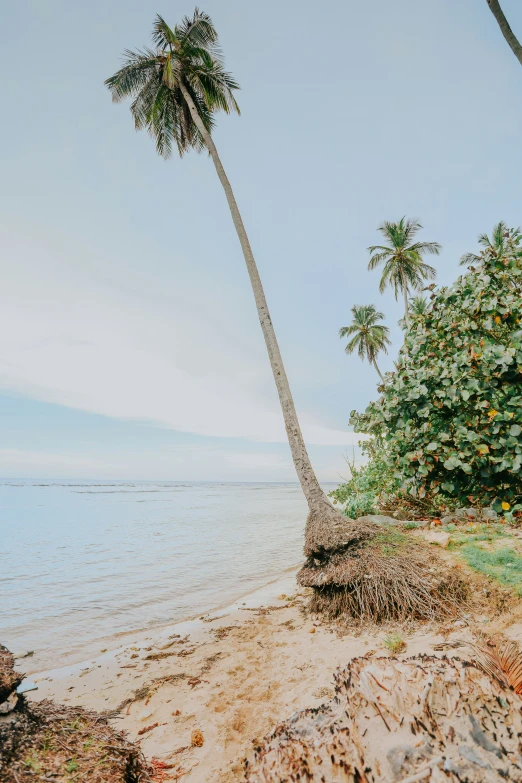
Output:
[
  {"xmin": 367, "ymin": 218, "xmax": 440, "ymax": 326},
  {"xmin": 486, "ymin": 0, "xmax": 522, "ymax": 67},
  {"xmin": 105, "ymin": 10, "xmax": 345, "ymax": 552},
  {"xmin": 409, "ymin": 295, "xmax": 428, "ymax": 317},
  {"xmin": 339, "ymin": 305, "xmax": 390, "ymax": 382},
  {"xmin": 460, "ymin": 221, "xmax": 518, "ymax": 266},
  {"xmin": 398, "ymin": 295, "xmax": 428, "ymax": 330}
]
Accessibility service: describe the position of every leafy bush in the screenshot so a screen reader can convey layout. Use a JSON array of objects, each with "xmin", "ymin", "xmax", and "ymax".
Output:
[
  {"xmin": 329, "ymin": 444, "xmax": 399, "ymax": 519},
  {"xmin": 350, "ymin": 226, "xmax": 522, "ymax": 513}
]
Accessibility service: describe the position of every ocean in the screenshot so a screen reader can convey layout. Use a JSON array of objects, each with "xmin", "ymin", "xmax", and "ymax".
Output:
[{"xmin": 1, "ymin": 480, "xmax": 324, "ymax": 667}]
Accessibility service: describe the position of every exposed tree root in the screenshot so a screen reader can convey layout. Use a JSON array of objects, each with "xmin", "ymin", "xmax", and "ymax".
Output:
[
  {"xmin": 246, "ymin": 654, "xmax": 522, "ymax": 782},
  {"xmin": 304, "ymin": 503, "xmax": 377, "ymax": 559},
  {"xmin": 299, "ymin": 529, "xmax": 468, "ymax": 622}
]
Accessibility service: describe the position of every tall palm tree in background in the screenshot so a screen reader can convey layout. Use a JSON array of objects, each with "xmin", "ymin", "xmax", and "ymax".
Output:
[
  {"xmin": 486, "ymin": 0, "xmax": 522, "ymax": 67},
  {"xmin": 460, "ymin": 221, "xmax": 518, "ymax": 266},
  {"xmin": 105, "ymin": 9, "xmax": 346, "ymax": 551},
  {"xmin": 398, "ymin": 295, "xmax": 428, "ymax": 330},
  {"xmin": 368, "ymin": 218, "xmax": 440, "ymax": 326},
  {"xmin": 409, "ymin": 295, "xmax": 428, "ymax": 317},
  {"xmin": 339, "ymin": 305, "xmax": 390, "ymax": 382}
]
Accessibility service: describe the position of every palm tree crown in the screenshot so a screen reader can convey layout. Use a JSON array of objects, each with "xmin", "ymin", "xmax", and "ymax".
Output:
[
  {"xmin": 367, "ymin": 218, "xmax": 440, "ymax": 323},
  {"xmin": 339, "ymin": 305, "xmax": 390, "ymax": 381},
  {"xmin": 460, "ymin": 221, "xmax": 519, "ymax": 266},
  {"xmin": 105, "ymin": 9, "xmax": 239, "ymax": 158}
]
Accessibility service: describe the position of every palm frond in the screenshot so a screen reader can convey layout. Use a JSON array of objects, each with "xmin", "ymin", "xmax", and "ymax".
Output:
[
  {"xmin": 339, "ymin": 325, "xmax": 358, "ymax": 338},
  {"xmin": 104, "ymin": 48, "xmax": 160, "ymax": 102},
  {"xmin": 470, "ymin": 638, "xmax": 522, "ymax": 695},
  {"xmin": 460, "ymin": 251, "xmax": 481, "ymax": 267},
  {"xmin": 152, "ymin": 14, "xmax": 177, "ymax": 49},
  {"xmin": 408, "ymin": 240, "xmax": 441, "ymax": 256},
  {"xmin": 187, "ymin": 56, "xmax": 240, "ymax": 114},
  {"xmin": 367, "ymin": 250, "xmax": 392, "ymax": 271},
  {"xmin": 492, "ymin": 220, "xmax": 509, "ymax": 249},
  {"xmin": 129, "ymin": 72, "xmax": 162, "ymax": 130},
  {"xmin": 176, "ymin": 8, "xmax": 218, "ymax": 48}
]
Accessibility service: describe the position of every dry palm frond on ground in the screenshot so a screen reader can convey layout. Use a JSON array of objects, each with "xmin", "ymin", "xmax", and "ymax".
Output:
[
  {"xmin": 299, "ymin": 527, "xmax": 468, "ymax": 622},
  {"xmin": 467, "ymin": 637, "xmax": 522, "ymax": 694},
  {"xmin": 0, "ymin": 646, "xmax": 22, "ymax": 705},
  {"xmin": 246, "ymin": 654, "xmax": 522, "ymax": 783},
  {"xmin": 0, "ymin": 646, "xmax": 151, "ymax": 783},
  {"xmin": 0, "ymin": 700, "xmax": 151, "ymax": 783}
]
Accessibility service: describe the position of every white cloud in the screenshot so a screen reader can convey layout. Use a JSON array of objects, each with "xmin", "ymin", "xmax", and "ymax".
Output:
[{"xmin": 0, "ymin": 234, "xmax": 362, "ymax": 447}]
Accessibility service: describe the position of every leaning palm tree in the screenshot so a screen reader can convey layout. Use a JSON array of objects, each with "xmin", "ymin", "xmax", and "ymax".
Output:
[
  {"xmin": 105, "ymin": 9, "xmax": 347, "ymax": 554},
  {"xmin": 368, "ymin": 218, "xmax": 440, "ymax": 325},
  {"xmin": 486, "ymin": 0, "xmax": 522, "ymax": 67},
  {"xmin": 339, "ymin": 305, "xmax": 390, "ymax": 382},
  {"xmin": 460, "ymin": 221, "xmax": 518, "ymax": 266}
]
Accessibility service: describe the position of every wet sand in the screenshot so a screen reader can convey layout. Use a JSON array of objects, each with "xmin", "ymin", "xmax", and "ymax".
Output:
[{"xmin": 25, "ymin": 573, "xmax": 484, "ymax": 783}]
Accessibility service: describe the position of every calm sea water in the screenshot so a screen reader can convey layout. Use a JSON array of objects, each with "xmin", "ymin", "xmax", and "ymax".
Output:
[{"xmin": 1, "ymin": 480, "xmax": 320, "ymax": 665}]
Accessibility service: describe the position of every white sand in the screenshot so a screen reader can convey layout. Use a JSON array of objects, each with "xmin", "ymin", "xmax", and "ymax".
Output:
[{"xmin": 25, "ymin": 573, "xmax": 479, "ymax": 782}]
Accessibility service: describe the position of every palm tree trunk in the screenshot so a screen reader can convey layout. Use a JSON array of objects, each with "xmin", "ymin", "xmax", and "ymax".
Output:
[
  {"xmin": 179, "ymin": 82, "xmax": 343, "ymax": 553},
  {"xmin": 372, "ymin": 358, "xmax": 384, "ymax": 382},
  {"xmin": 401, "ymin": 271, "xmax": 409, "ymax": 326},
  {"xmin": 487, "ymin": 0, "xmax": 522, "ymax": 66}
]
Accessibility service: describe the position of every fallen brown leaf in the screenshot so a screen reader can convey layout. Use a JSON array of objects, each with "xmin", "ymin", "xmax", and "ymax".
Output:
[{"xmin": 138, "ymin": 722, "xmax": 158, "ymax": 736}]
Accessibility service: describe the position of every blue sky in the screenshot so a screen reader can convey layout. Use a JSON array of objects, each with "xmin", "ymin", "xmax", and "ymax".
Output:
[{"xmin": 1, "ymin": 0, "xmax": 521, "ymax": 480}]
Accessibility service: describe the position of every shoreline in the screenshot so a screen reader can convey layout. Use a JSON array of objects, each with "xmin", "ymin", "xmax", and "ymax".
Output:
[
  {"xmin": 17, "ymin": 566, "xmax": 301, "ymax": 676},
  {"xmin": 22, "ymin": 569, "xmax": 301, "ymax": 679}
]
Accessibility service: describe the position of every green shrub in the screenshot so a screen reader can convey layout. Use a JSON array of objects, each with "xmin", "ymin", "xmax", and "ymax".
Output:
[
  {"xmin": 329, "ymin": 444, "xmax": 399, "ymax": 519},
  {"xmin": 350, "ymin": 226, "xmax": 522, "ymax": 512}
]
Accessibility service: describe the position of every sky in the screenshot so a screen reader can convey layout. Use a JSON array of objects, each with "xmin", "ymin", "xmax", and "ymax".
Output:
[{"xmin": 1, "ymin": 0, "xmax": 522, "ymax": 481}]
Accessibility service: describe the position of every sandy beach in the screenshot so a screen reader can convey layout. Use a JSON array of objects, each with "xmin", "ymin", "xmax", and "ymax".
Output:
[{"xmin": 23, "ymin": 567, "xmax": 522, "ymax": 783}]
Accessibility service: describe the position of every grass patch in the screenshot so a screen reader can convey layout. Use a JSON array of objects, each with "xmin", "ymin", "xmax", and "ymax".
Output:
[
  {"xmin": 383, "ymin": 632, "xmax": 406, "ymax": 654},
  {"xmin": 449, "ymin": 524, "xmax": 509, "ymax": 549},
  {"xmin": 372, "ymin": 528, "xmax": 409, "ymax": 555},
  {"xmin": 459, "ymin": 544, "xmax": 522, "ymax": 591}
]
